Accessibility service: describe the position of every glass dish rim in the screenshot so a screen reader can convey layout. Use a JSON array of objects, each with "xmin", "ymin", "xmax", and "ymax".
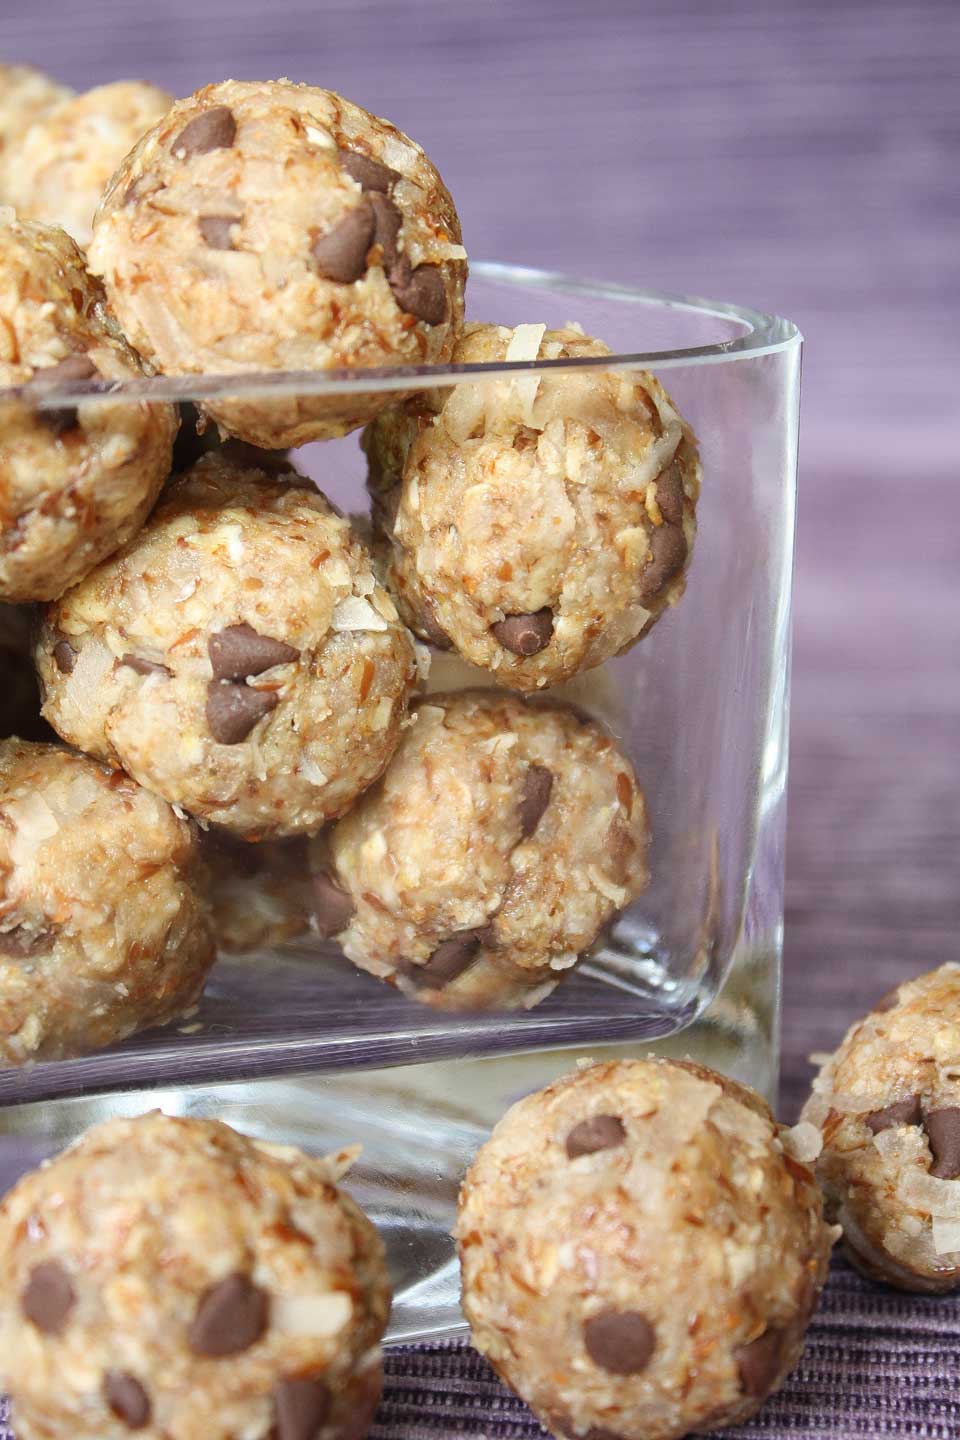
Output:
[{"xmin": 0, "ymin": 259, "xmax": 803, "ymax": 412}]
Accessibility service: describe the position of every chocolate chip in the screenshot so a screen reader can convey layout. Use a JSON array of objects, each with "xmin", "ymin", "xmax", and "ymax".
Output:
[
  {"xmin": 21, "ymin": 1261, "xmax": 75, "ymax": 1334},
  {"xmin": 198, "ymin": 215, "xmax": 238, "ymax": 250},
  {"xmin": 369, "ymin": 193, "xmax": 403, "ymax": 271},
  {"xmin": 583, "ymin": 1310, "xmax": 655, "ymax": 1375},
  {"xmin": 26, "ymin": 354, "xmax": 99, "ymax": 433},
  {"xmin": 518, "ymin": 764, "xmax": 553, "ymax": 839},
  {"xmin": 417, "ymin": 599, "xmax": 452, "ymax": 650},
  {"xmin": 655, "ymin": 464, "xmax": 685, "ymax": 526},
  {"xmin": 120, "ymin": 653, "xmax": 171, "ymax": 678},
  {"xmin": 339, "ymin": 148, "xmax": 399, "ymax": 193},
  {"xmin": 491, "ymin": 608, "xmax": 554, "ymax": 657},
  {"xmin": 638, "ymin": 524, "xmax": 687, "ymax": 603},
  {"xmin": 206, "ymin": 682, "xmax": 279, "ymax": 745},
  {"xmin": 173, "ymin": 106, "xmax": 237, "ymax": 158},
  {"xmin": 274, "ymin": 1378, "xmax": 331, "ymax": 1440},
  {"xmin": 209, "ymin": 624, "xmax": 300, "ymax": 682},
  {"xmin": 103, "ymin": 1372, "xmax": 151, "ymax": 1430},
  {"xmin": 53, "ymin": 639, "xmax": 77, "ymax": 673},
  {"xmin": 925, "ymin": 1108, "xmax": 960, "ymax": 1179},
  {"xmin": 188, "ymin": 1273, "xmax": 268, "ymax": 1357},
  {"xmin": 0, "ymin": 925, "xmax": 56, "ymax": 958},
  {"xmin": 565, "ymin": 1114, "xmax": 626, "ymax": 1159},
  {"xmin": 736, "ymin": 1328, "xmax": 786, "ymax": 1397},
  {"xmin": 390, "ymin": 263, "xmax": 447, "ymax": 325},
  {"xmin": 400, "ymin": 928, "xmax": 488, "ymax": 990},
  {"xmin": 865, "ymin": 1095, "xmax": 922, "ymax": 1133},
  {"xmin": 311, "ymin": 201, "xmax": 376, "ymax": 284},
  {"xmin": 312, "ymin": 871, "xmax": 354, "ymax": 940}
]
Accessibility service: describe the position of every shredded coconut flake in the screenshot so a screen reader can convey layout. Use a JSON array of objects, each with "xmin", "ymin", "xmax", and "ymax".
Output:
[
  {"xmin": 298, "ymin": 756, "xmax": 329, "ymax": 787},
  {"xmin": 899, "ymin": 1168, "xmax": 960, "ymax": 1217},
  {"xmin": 271, "ymin": 1292, "xmax": 353, "ymax": 1338},
  {"xmin": 932, "ymin": 1215, "xmax": 960, "ymax": 1255},
  {"xmin": 331, "ymin": 596, "xmax": 389, "ymax": 632},
  {"xmin": 781, "ymin": 1121, "xmax": 823, "ymax": 1164},
  {"xmin": 506, "ymin": 323, "xmax": 546, "ymax": 425},
  {"xmin": 6, "ymin": 793, "xmax": 60, "ymax": 864},
  {"xmin": 304, "ymin": 124, "xmax": 335, "ymax": 149}
]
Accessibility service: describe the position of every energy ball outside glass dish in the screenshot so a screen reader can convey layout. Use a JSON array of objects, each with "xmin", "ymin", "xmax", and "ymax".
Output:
[
  {"xmin": 200, "ymin": 831, "xmax": 313, "ymax": 955},
  {"xmin": 312, "ymin": 689, "xmax": 649, "ymax": 1010},
  {"xmin": 1, "ymin": 81, "xmax": 174, "ymax": 248},
  {"xmin": 88, "ymin": 79, "xmax": 468, "ymax": 449},
  {"xmin": 0, "ymin": 65, "xmax": 73, "ymax": 174},
  {"xmin": 0, "ymin": 1111, "xmax": 391, "ymax": 1440},
  {"xmin": 0, "ymin": 602, "xmax": 52, "ymax": 741},
  {"xmin": 36, "ymin": 450, "xmax": 416, "ymax": 839},
  {"xmin": 0, "ymin": 739, "xmax": 214, "ymax": 1067},
  {"xmin": 365, "ymin": 322, "xmax": 700, "ymax": 691},
  {"xmin": 800, "ymin": 963, "xmax": 960, "ymax": 1293},
  {"xmin": 457, "ymin": 1058, "xmax": 835, "ymax": 1440},
  {"xmin": 0, "ymin": 215, "xmax": 177, "ymax": 603}
]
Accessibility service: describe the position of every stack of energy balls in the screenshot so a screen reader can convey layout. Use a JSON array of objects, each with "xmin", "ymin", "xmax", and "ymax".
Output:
[{"xmin": 1, "ymin": 69, "xmax": 694, "ymax": 1064}]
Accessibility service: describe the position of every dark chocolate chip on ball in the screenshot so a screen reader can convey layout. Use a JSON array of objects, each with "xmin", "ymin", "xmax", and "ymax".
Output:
[
  {"xmin": 0, "ymin": 924, "xmax": 56, "ymax": 957},
  {"xmin": 369, "ymin": 193, "xmax": 403, "ymax": 271},
  {"xmin": 274, "ymin": 1377, "xmax": 332, "ymax": 1440},
  {"xmin": 339, "ymin": 148, "xmax": 399, "ymax": 193},
  {"xmin": 26, "ymin": 356, "xmax": 98, "ymax": 434},
  {"xmin": 865, "ymin": 1095, "xmax": 922, "ymax": 1133},
  {"xmin": 736, "ymin": 1328, "xmax": 786, "ymax": 1397},
  {"xmin": 311, "ymin": 201, "xmax": 376, "ymax": 284},
  {"xmin": 583, "ymin": 1310, "xmax": 656, "ymax": 1375},
  {"xmin": 390, "ymin": 263, "xmax": 447, "ymax": 326},
  {"xmin": 925, "ymin": 1108, "xmax": 960, "ymax": 1180},
  {"xmin": 566, "ymin": 1114, "xmax": 626, "ymax": 1159},
  {"xmin": 103, "ymin": 1371, "xmax": 152, "ymax": 1430},
  {"xmin": 188, "ymin": 1272, "xmax": 269, "ymax": 1357},
  {"xmin": 208, "ymin": 624, "xmax": 300, "ymax": 682},
  {"xmin": 53, "ymin": 638, "xmax": 77, "ymax": 673},
  {"xmin": 638, "ymin": 524, "xmax": 687, "ymax": 603},
  {"xmin": 198, "ymin": 215, "xmax": 239, "ymax": 250},
  {"xmin": 312, "ymin": 871, "xmax": 354, "ymax": 940},
  {"xmin": 400, "ymin": 928, "xmax": 489, "ymax": 989},
  {"xmin": 206, "ymin": 682, "xmax": 279, "ymax": 745},
  {"xmin": 518, "ymin": 764, "xmax": 553, "ymax": 839},
  {"xmin": 491, "ymin": 608, "xmax": 554, "ymax": 657},
  {"xmin": 121, "ymin": 653, "xmax": 172, "ymax": 678},
  {"xmin": 174, "ymin": 106, "xmax": 237, "ymax": 157},
  {"xmin": 655, "ymin": 465, "xmax": 685, "ymax": 526},
  {"xmin": 21, "ymin": 1261, "xmax": 75, "ymax": 1334}
]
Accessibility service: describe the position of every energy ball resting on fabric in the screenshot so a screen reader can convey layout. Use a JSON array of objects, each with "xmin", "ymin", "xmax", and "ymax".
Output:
[
  {"xmin": 0, "ymin": 603, "xmax": 52, "ymax": 741},
  {"xmin": 315, "ymin": 690, "xmax": 649, "ymax": 1010},
  {"xmin": 0, "ymin": 1111, "xmax": 391, "ymax": 1440},
  {"xmin": 0, "ymin": 215, "xmax": 177, "ymax": 603},
  {"xmin": 88, "ymin": 79, "xmax": 467, "ymax": 448},
  {"xmin": 201, "ymin": 830, "xmax": 313, "ymax": 954},
  {"xmin": 800, "ymin": 963, "xmax": 960, "ymax": 1293},
  {"xmin": 37, "ymin": 451, "xmax": 416, "ymax": 838},
  {"xmin": 365, "ymin": 323, "xmax": 700, "ymax": 691},
  {"xmin": 0, "ymin": 739, "xmax": 213, "ymax": 1066},
  {"xmin": 457, "ymin": 1058, "xmax": 834, "ymax": 1440},
  {"xmin": 0, "ymin": 65, "xmax": 73, "ymax": 175},
  {"xmin": 1, "ymin": 81, "xmax": 173, "ymax": 248}
]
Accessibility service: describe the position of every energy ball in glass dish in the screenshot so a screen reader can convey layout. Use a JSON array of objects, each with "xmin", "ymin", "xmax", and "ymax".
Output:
[
  {"xmin": 201, "ymin": 831, "xmax": 313, "ymax": 955},
  {"xmin": 88, "ymin": 79, "xmax": 468, "ymax": 448},
  {"xmin": 0, "ymin": 603, "xmax": 52, "ymax": 742},
  {"xmin": 0, "ymin": 1111, "xmax": 391, "ymax": 1440},
  {"xmin": 0, "ymin": 216, "xmax": 177, "ymax": 603},
  {"xmin": 0, "ymin": 65, "xmax": 73, "ymax": 174},
  {"xmin": 365, "ymin": 323, "xmax": 700, "ymax": 691},
  {"xmin": 37, "ymin": 450, "xmax": 416, "ymax": 838},
  {"xmin": 1, "ymin": 81, "xmax": 173, "ymax": 248},
  {"xmin": 313, "ymin": 690, "xmax": 649, "ymax": 1010},
  {"xmin": 457, "ymin": 1058, "xmax": 834, "ymax": 1440},
  {"xmin": 0, "ymin": 739, "xmax": 214, "ymax": 1067},
  {"xmin": 800, "ymin": 963, "xmax": 960, "ymax": 1293}
]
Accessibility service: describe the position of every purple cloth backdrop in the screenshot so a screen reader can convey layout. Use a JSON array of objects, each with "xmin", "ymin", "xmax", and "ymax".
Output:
[{"xmin": 2, "ymin": 0, "xmax": 959, "ymax": 1434}]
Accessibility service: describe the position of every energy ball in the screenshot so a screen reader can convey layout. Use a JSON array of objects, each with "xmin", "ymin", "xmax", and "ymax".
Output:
[
  {"xmin": 0, "ymin": 65, "xmax": 73, "ymax": 174},
  {"xmin": 0, "ymin": 1111, "xmax": 391, "ymax": 1440},
  {"xmin": 0, "ymin": 215, "xmax": 177, "ymax": 603},
  {"xmin": 88, "ymin": 79, "xmax": 468, "ymax": 448},
  {"xmin": 0, "ymin": 603, "xmax": 52, "ymax": 741},
  {"xmin": 800, "ymin": 963, "xmax": 960, "ymax": 1293},
  {"xmin": 0, "ymin": 739, "xmax": 213, "ymax": 1066},
  {"xmin": 457, "ymin": 1058, "xmax": 834, "ymax": 1440},
  {"xmin": 2, "ymin": 81, "xmax": 173, "ymax": 247},
  {"xmin": 37, "ymin": 451, "xmax": 416, "ymax": 838},
  {"xmin": 201, "ymin": 831, "xmax": 313, "ymax": 954},
  {"xmin": 365, "ymin": 323, "xmax": 700, "ymax": 691},
  {"xmin": 315, "ymin": 690, "xmax": 649, "ymax": 1010}
]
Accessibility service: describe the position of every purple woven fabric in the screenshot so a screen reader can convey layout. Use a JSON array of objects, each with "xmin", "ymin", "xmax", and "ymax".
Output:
[{"xmin": 2, "ymin": 0, "xmax": 958, "ymax": 1435}]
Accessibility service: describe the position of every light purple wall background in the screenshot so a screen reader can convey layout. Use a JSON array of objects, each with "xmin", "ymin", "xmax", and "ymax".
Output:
[{"xmin": 3, "ymin": 0, "xmax": 958, "ymax": 1107}]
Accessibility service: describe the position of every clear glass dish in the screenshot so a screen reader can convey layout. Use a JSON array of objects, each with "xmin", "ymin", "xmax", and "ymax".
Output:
[{"xmin": 0, "ymin": 261, "xmax": 801, "ymax": 1340}]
